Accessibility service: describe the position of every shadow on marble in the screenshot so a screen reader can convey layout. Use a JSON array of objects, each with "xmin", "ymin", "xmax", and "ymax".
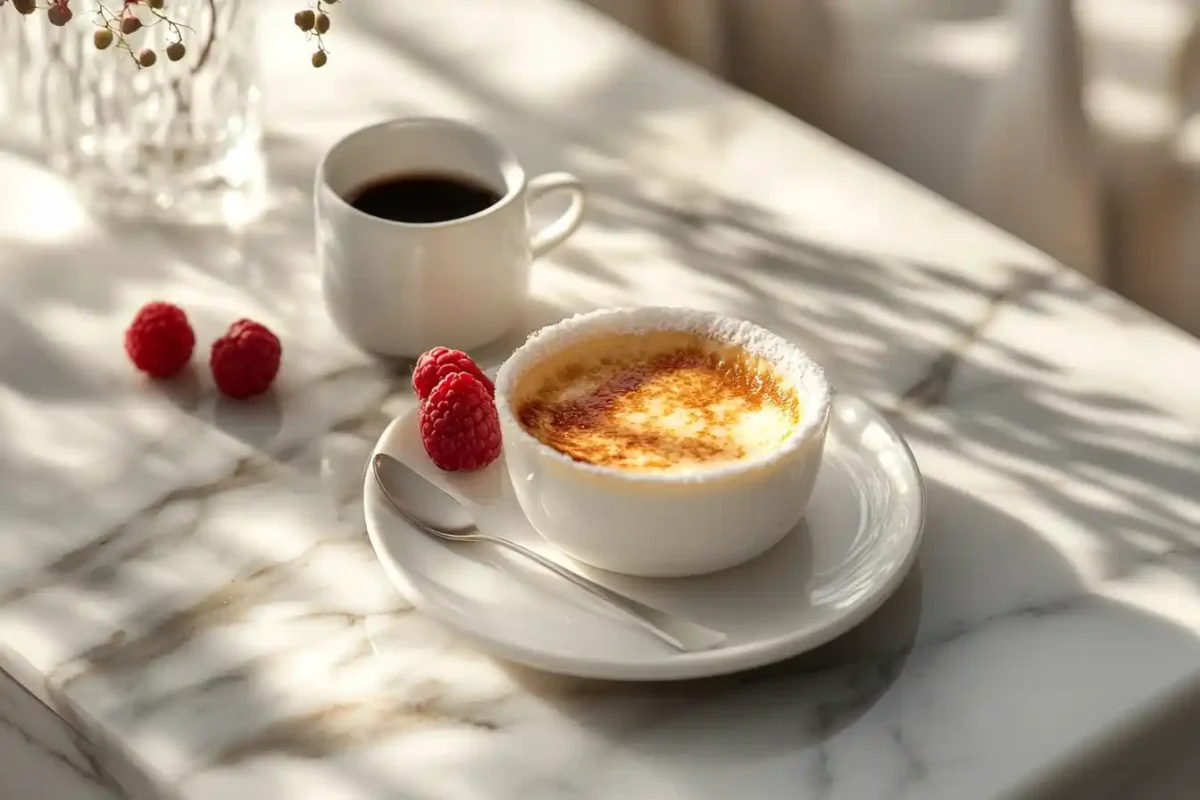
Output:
[
  {"xmin": 494, "ymin": 471, "xmax": 1069, "ymax": 737},
  {"xmin": 0, "ymin": 130, "xmax": 321, "ymax": 346},
  {"xmin": 499, "ymin": 559, "xmax": 924, "ymax": 748},
  {"xmin": 1036, "ymin": 674, "xmax": 1200, "ymax": 799},
  {"xmin": 0, "ymin": 304, "xmax": 116, "ymax": 403},
  {"xmin": 155, "ymin": 367, "xmax": 204, "ymax": 415},
  {"xmin": 211, "ymin": 394, "xmax": 285, "ymax": 452}
]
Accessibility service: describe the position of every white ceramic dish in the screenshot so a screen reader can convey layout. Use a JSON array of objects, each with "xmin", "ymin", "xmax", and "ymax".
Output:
[
  {"xmin": 363, "ymin": 392, "xmax": 924, "ymax": 681},
  {"xmin": 494, "ymin": 307, "xmax": 833, "ymax": 578}
]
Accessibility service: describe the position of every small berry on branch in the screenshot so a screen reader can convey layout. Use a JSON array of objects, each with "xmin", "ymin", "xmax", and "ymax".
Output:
[
  {"xmin": 46, "ymin": 2, "xmax": 72, "ymax": 26},
  {"xmin": 9, "ymin": 1, "xmax": 339, "ymax": 70}
]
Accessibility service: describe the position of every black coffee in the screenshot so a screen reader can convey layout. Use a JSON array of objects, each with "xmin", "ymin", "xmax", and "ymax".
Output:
[{"xmin": 348, "ymin": 173, "xmax": 502, "ymax": 223}]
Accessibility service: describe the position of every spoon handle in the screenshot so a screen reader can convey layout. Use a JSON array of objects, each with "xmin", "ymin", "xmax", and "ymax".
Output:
[{"xmin": 482, "ymin": 535, "xmax": 727, "ymax": 653}]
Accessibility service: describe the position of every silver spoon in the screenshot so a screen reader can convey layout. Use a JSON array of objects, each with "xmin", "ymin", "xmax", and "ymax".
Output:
[{"xmin": 372, "ymin": 453, "xmax": 727, "ymax": 653}]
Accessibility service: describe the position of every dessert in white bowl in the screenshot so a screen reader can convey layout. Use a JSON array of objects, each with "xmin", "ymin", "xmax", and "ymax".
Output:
[{"xmin": 494, "ymin": 307, "xmax": 832, "ymax": 577}]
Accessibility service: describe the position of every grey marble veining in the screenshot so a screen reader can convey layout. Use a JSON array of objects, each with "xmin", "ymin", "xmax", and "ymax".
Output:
[{"xmin": 2, "ymin": 0, "xmax": 1200, "ymax": 798}]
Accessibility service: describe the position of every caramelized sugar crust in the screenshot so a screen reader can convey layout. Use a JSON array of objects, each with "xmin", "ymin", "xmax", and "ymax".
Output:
[{"xmin": 513, "ymin": 332, "xmax": 801, "ymax": 473}]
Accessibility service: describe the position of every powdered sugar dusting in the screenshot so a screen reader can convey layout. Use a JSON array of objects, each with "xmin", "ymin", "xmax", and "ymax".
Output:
[{"xmin": 495, "ymin": 307, "xmax": 832, "ymax": 484}]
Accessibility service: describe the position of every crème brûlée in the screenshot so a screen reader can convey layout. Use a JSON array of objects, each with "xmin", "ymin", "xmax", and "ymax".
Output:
[{"xmin": 511, "ymin": 331, "xmax": 802, "ymax": 474}]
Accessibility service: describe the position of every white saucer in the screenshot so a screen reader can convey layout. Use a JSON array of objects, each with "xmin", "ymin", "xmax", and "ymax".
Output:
[{"xmin": 363, "ymin": 393, "xmax": 924, "ymax": 681}]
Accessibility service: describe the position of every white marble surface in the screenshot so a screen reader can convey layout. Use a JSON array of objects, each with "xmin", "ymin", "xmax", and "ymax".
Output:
[
  {"xmin": 0, "ymin": 667, "xmax": 116, "ymax": 800},
  {"xmin": 3, "ymin": 0, "xmax": 1200, "ymax": 797}
]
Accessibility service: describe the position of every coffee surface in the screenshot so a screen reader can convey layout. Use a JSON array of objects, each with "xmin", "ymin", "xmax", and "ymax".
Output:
[
  {"xmin": 513, "ymin": 332, "xmax": 801, "ymax": 473},
  {"xmin": 347, "ymin": 172, "xmax": 501, "ymax": 223}
]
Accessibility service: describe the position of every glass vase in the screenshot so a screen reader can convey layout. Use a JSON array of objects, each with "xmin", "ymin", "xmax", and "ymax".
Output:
[
  {"xmin": 0, "ymin": 6, "xmax": 52, "ymax": 151},
  {"xmin": 38, "ymin": 0, "xmax": 265, "ymax": 224}
]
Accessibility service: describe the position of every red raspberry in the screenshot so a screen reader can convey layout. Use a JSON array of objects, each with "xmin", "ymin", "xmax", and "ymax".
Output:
[
  {"xmin": 412, "ymin": 347, "xmax": 493, "ymax": 404},
  {"xmin": 419, "ymin": 372, "xmax": 502, "ymax": 471},
  {"xmin": 124, "ymin": 301, "xmax": 195, "ymax": 378},
  {"xmin": 209, "ymin": 319, "xmax": 282, "ymax": 399}
]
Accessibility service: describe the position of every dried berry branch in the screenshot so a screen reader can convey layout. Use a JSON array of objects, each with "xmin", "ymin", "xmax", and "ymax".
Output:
[
  {"xmin": 92, "ymin": 0, "xmax": 215, "ymax": 70},
  {"xmin": 2, "ymin": 0, "xmax": 338, "ymax": 69},
  {"xmin": 294, "ymin": 0, "xmax": 336, "ymax": 67}
]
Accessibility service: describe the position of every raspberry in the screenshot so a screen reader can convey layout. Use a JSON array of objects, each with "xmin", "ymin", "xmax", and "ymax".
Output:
[
  {"xmin": 210, "ymin": 319, "xmax": 282, "ymax": 399},
  {"xmin": 412, "ymin": 347, "xmax": 494, "ymax": 404},
  {"xmin": 124, "ymin": 301, "xmax": 195, "ymax": 378},
  {"xmin": 419, "ymin": 372, "xmax": 502, "ymax": 471}
]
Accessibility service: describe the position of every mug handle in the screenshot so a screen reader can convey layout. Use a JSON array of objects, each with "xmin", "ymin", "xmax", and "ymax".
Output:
[{"xmin": 527, "ymin": 172, "xmax": 586, "ymax": 259}]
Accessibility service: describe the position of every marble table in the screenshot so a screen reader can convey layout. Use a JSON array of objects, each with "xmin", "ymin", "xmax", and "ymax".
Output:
[{"xmin": 4, "ymin": 0, "xmax": 1200, "ymax": 797}]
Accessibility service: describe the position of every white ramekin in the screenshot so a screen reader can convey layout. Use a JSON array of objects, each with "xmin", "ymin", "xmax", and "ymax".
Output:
[{"xmin": 494, "ymin": 307, "xmax": 832, "ymax": 578}]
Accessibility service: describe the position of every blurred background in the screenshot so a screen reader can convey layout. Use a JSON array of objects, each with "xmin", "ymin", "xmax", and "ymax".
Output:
[{"xmin": 585, "ymin": 0, "xmax": 1200, "ymax": 339}]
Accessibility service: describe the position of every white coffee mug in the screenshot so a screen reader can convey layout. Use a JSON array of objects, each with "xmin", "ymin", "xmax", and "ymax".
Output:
[{"xmin": 315, "ymin": 117, "xmax": 585, "ymax": 358}]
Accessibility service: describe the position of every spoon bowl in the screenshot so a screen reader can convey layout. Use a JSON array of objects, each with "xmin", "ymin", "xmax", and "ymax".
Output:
[{"xmin": 372, "ymin": 453, "xmax": 475, "ymax": 535}]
